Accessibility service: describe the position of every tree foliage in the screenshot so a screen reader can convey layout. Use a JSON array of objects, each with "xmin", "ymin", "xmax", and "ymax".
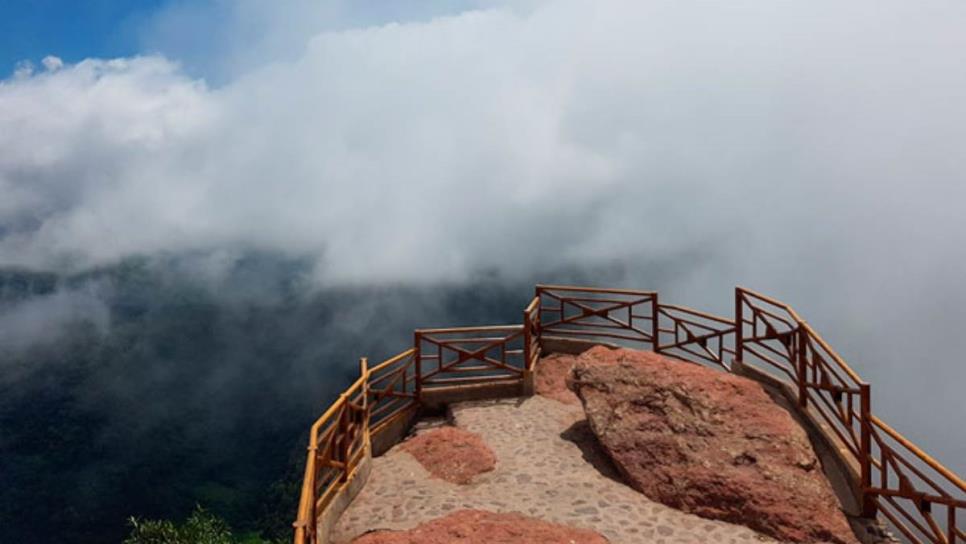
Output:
[{"xmin": 125, "ymin": 506, "xmax": 233, "ymax": 544}]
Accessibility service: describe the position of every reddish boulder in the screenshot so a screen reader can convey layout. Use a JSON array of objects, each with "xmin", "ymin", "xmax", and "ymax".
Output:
[
  {"xmin": 534, "ymin": 352, "xmax": 581, "ymax": 404},
  {"xmin": 350, "ymin": 509, "xmax": 609, "ymax": 544},
  {"xmin": 399, "ymin": 426, "xmax": 496, "ymax": 484},
  {"xmin": 567, "ymin": 346, "xmax": 858, "ymax": 544}
]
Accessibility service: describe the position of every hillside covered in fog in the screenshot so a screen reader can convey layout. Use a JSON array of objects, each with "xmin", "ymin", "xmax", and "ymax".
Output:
[{"xmin": 0, "ymin": 256, "xmax": 545, "ymax": 542}]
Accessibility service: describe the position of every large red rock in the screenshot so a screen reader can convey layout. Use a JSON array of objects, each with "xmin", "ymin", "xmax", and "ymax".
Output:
[
  {"xmin": 566, "ymin": 346, "xmax": 858, "ymax": 544},
  {"xmin": 399, "ymin": 426, "xmax": 496, "ymax": 484},
  {"xmin": 534, "ymin": 352, "xmax": 581, "ymax": 404},
  {"xmin": 350, "ymin": 509, "xmax": 609, "ymax": 544}
]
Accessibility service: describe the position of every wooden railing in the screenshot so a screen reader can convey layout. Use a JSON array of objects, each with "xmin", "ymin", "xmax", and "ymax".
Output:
[
  {"xmin": 293, "ymin": 361, "xmax": 368, "ymax": 544},
  {"xmin": 535, "ymin": 284, "xmax": 658, "ymax": 346},
  {"xmin": 655, "ymin": 303, "xmax": 736, "ymax": 369},
  {"xmin": 367, "ymin": 349, "xmax": 417, "ymax": 433},
  {"xmin": 293, "ymin": 284, "xmax": 963, "ymax": 544},
  {"xmin": 414, "ymin": 325, "xmax": 526, "ymax": 389},
  {"xmin": 533, "ymin": 284, "xmax": 736, "ymax": 368},
  {"xmin": 524, "ymin": 296, "xmax": 540, "ymax": 371},
  {"xmin": 735, "ymin": 287, "xmax": 965, "ymax": 544},
  {"xmin": 869, "ymin": 417, "xmax": 966, "ymax": 544}
]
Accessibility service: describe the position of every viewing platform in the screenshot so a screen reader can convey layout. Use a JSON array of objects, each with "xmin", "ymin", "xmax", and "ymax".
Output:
[
  {"xmin": 332, "ymin": 392, "xmax": 777, "ymax": 543},
  {"xmin": 292, "ymin": 285, "xmax": 965, "ymax": 544}
]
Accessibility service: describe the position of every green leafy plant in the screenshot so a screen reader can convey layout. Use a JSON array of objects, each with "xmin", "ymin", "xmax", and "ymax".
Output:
[{"xmin": 124, "ymin": 506, "xmax": 233, "ymax": 544}]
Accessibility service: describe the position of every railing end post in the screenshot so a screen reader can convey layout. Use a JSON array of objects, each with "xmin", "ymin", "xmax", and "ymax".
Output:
[
  {"xmin": 734, "ymin": 287, "xmax": 744, "ymax": 364},
  {"xmin": 859, "ymin": 382, "xmax": 876, "ymax": 517},
  {"xmin": 413, "ymin": 331, "xmax": 422, "ymax": 401},
  {"xmin": 797, "ymin": 326, "xmax": 808, "ymax": 409},
  {"xmin": 360, "ymin": 356, "xmax": 370, "ymax": 435}
]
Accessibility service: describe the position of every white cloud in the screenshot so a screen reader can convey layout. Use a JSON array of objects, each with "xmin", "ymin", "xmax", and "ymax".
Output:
[
  {"xmin": 13, "ymin": 60, "xmax": 33, "ymax": 79},
  {"xmin": 2, "ymin": 0, "xmax": 964, "ymax": 288},
  {"xmin": 41, "ymin": 55, "xmax": 63, "ymax": 72}
]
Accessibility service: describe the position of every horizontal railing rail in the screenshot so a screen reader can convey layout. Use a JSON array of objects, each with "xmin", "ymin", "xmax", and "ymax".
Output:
[{"xmin": 293, "ymin": 284, "xmax": 963, "ymax": 544}]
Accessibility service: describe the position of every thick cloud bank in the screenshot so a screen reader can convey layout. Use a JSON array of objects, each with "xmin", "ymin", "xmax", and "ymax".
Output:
[
  {"xmin": 1, "ymin": 0, "xmax": 965, "ymax": 467},
  {"xmin": 3, "ymin": 1, "xmax": 963, "ymax": 284}
]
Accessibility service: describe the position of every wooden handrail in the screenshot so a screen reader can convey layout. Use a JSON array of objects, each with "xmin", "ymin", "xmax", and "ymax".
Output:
[
  {"xmin": 536, "ymin": 284, "xmax": 657, "ymax": 296},
  {"xmin": 871, "ymin": 415, "xmax": 966, "ymax": 493},
  {"xmin": 736, "ymin": 286, "xmax": 963, "ymax": 542},
  {"xmin": 294, "ymin": 284, "xmax": 963, "ymax": 544},
  {"xmin": 414, "ymin": 324, "xmax": 523, "ymax": 334},
  {"xmin": 369, "ymin": 348, "xmax": 415, "ymax": 374},
  {"xmin": 800, "ymin": 322, "xmax": 864, "ymax": 384},
  {"xmin": 657, "ymin": 303, "xmax": 736, "ymax": 325}
]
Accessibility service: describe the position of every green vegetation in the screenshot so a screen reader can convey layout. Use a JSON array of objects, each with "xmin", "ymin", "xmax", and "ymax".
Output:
[
  {"xmin": 125, "ymin": 506, "xmax": 232, "ymax": 544},
  {"xmin": 124, "ymin": 506, "xmax": 285, "ymax": 544}
]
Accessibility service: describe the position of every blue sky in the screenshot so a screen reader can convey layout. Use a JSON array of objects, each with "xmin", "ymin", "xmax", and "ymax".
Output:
[
  {"xmin": 0, "ymin": 0, "xmax": 484, "ymax": 80},
  {"xmin": 0, "ymin": 0, "xmax": 167, "ymax": 74}
]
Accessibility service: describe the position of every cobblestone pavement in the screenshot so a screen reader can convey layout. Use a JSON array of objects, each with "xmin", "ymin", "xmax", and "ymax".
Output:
[{"xmin": 332, "ymin": 395, "xmax": 787, "ymax": 543}]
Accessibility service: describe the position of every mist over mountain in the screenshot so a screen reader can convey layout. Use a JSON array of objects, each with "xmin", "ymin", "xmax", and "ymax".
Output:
[
  {"xmin": 0, "ymin": 254, "xmax": 528, "ymax": 542},
  {"xmin": 2, "ymin": 250, "xmax": 689, "ymax": 542},
  {"xmin": 1, "ymin": 1, "xmax": 965, "ymax": 543}
]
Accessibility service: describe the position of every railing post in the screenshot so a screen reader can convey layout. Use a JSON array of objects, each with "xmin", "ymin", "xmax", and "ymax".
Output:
[
  {"xmin": 949, "ymin": 507, "xmax": 956, "ymax": 544},
  {"xmin": 734, "ymin": 288, "xmax": 743, "ymax": 364},
  {"xmin": 309, "ymin": 438, "xmax": 319, "ymax": 542},
  {"xmin": 652, "ymin": 292, "xmax": 660, "ymax": 353},
  {"xmin": 535, "ymin": 302, "xmax": 541, "ymax": 340},
  {"xmin": 535, "ymin": 285, "xmax": 545, "ymax": 338},
  {"xmin": 296, "ymin": 440, "xmax": 318, "ymax": 544},
  {"xmin": 523, "ymin": 307, "xmax": 534, "ymax": 396},
  {"xmin": 523, "ymin": 308, "xmax": 532, "ymax": 371},
  {"xmin": 360, "ymin": 357, "xmax": 369, "ymax": 439},
  {"xmin": 534, "ymin": 288, "xmax": 542, "ymax": 343},
  {"xmin": 797, "ymin": 326, "xmax": 808, "ymax": 408},
  {"xmin": 860, "ymin": 383, "xmax": 876, "ymax": 517},
  {"xmin": 413, "ymin": 331, "xmax": 422, "ymax": 401},
  {"xmin": 338, "ymin": 394, "xmax": 350, "ymax": 483}
]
